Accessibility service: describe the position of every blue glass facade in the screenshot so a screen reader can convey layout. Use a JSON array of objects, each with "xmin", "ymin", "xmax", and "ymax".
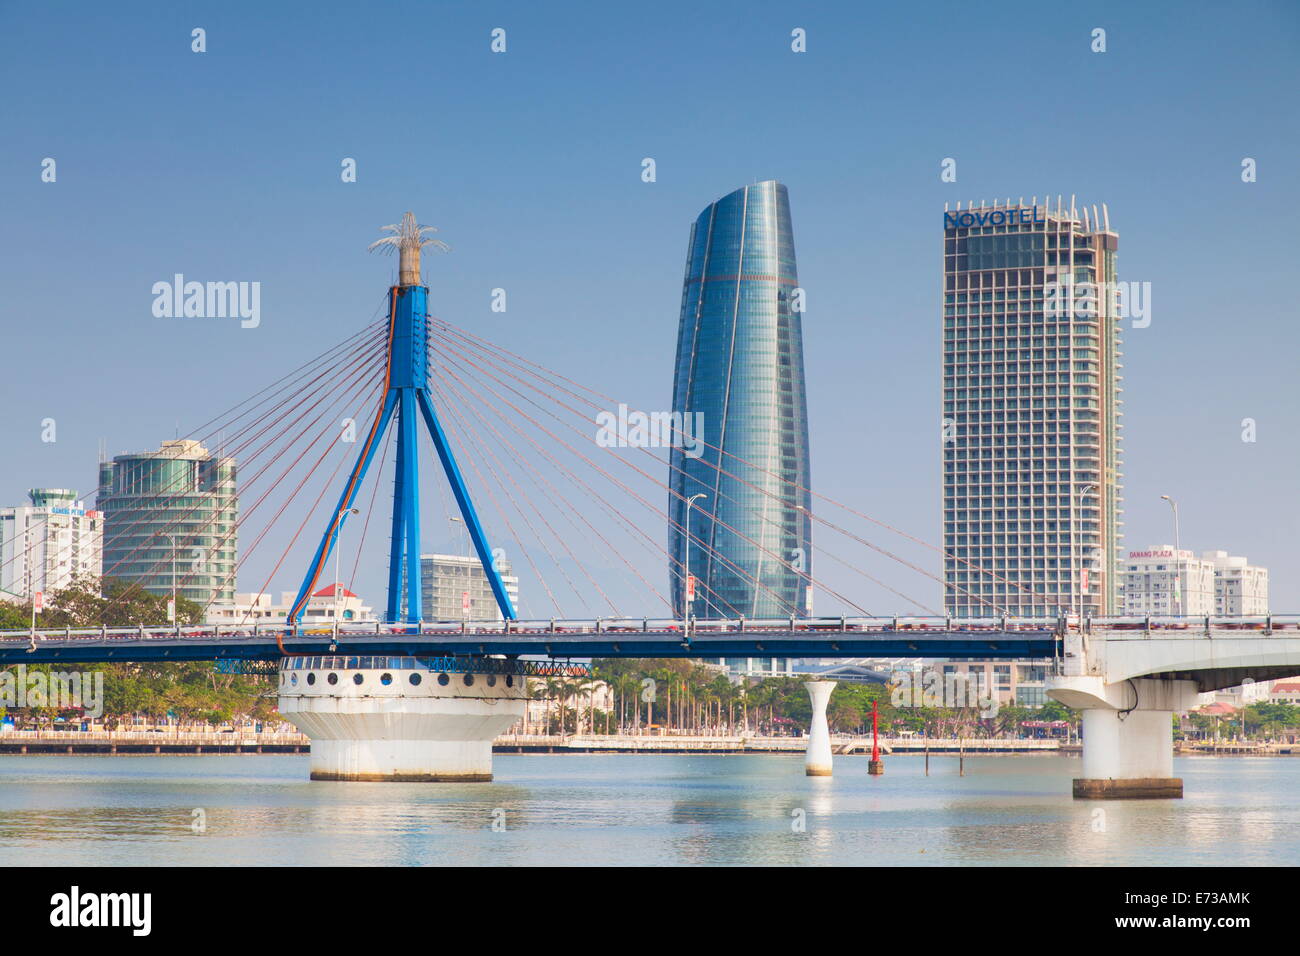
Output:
[{"xmin": 669, "ymin": 181, "xmax": 813, "ymax": 619}]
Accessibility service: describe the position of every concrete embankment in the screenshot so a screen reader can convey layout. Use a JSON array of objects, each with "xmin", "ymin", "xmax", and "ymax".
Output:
[
  {"xmin": 0, "ymin": 732, "xmax": 309, "ymax": 754},
  {"xmin": 4, "ymin": 732, "xmax": 1292, "ymax": 757}
]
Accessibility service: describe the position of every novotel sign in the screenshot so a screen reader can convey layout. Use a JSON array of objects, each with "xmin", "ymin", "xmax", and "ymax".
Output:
[{"xmin": 944, "ymin": 208, "xmax": 1045, "ymax": 229}]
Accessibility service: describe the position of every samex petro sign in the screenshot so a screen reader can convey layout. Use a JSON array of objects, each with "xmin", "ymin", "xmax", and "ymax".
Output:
[{"xmin": 945, "ymin": 208, "xmax": 1045, "ymax": 229}]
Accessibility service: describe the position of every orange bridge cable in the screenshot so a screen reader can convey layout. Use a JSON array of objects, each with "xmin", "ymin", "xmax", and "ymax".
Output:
[
  {"xmin": 432, "ymin": 317, "xmax": 942, "ymax": 617},
  {"xmin": 433, "ymin": 370, "xmax": 625, "ymax": 613},
  {"xmin": 101, "ymin": 351, "xmax": 390, "ymax": 610},
  {"xmin": 432, "ymin": 378, "xmax": 598, "ymax": 615},
  {"xmin": 197, "ymin": 337, "xmax": 390, "ymax": 488},
  {"xmin": 432, "ymin": 375, "xmax": 624, "ymax": 617},
  {"xmin": 171, "ymin": 368, "xmax": 389, "ymax": 606},
  {"xmin": 94, "ymin": 343, "xmax": 389, "ymax": 589},
  {"xmin": 105, "ymin": 363, "xmax": 389, "ymax": 619},
  {"xmin": 429, "ymin": 347, "xmax": 797, "ymax": 619},
  {"xmin": 429, "ymin": 315, "xmax": 1032, "ymax": 602},
  {"xmin": 218, "ymin": 400, "xmax": 365, "ymax": 633},
  {"xmin": 429, "ymin": 350, "xmax": 746, "ymax": 619},
  {"xmin": 434, "ymin": 360, "xmax": 670, "ymax": 615},
  {"xmin": 566, "ymin": 408, "xmax": 943, "ymax": 613},
  {"xmin": 431, "ymin": 336, "xmax": 868, "ymax": 617},
  {"xmin": 434, "ymin": 352, "xmax": 685, "ymax": 614},
  {"xmin": 426, "ymin": 377, "xmax": 569, "ymax": 616},
  {"xmin": 205, "ymin": 415, "xmax": 364, "ymax": 626},
  {"xmin": 171, "ymin": 318, "xmax": 389, "ymax": 465},
  {"xmin": 178, "ymin": 309, "xmax": 391, "ymax": 446},
  {"xmin": 347, "ymin": 425, "xmax": 395, "ymax": 594},
  {"xmin": 428, "ymin": 326, "xmax": 1005, "ymax": 615},
  {"xmin": 435, "ymin": 387, "xmax": 612, "ymax": 617},
  {"xmin": 93, "ymin": 320, "xmax": 388, "ymax": 546},
  {"xmin": 440, "ymin": 346, "xmax": 923, "ymax": 615},
  {"xmin": 430, "ymin": 353, "xmax": 720, "ymax": 616},
  {"xmin": 429, "ymin": 346, "xmax": 785, "ymax": 620},
  {"xmin": 425, "ymin": 379, "xmax": 565, "ymax": 619},
  {"xmin": 91, "ymin": 334, "xmax": 389, "ymax": 567},
  {"xmin": 5, "ymin": 333, "xmax": 388, "ymax": 582},
  {"xmin": 293, "ymin": 287, "xmax": 404, "ymax": 621}
]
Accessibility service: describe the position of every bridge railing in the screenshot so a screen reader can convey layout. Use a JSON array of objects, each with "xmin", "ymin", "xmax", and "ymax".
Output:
[
  {"xmin": 1, "ymin": 614, "xmax": 1296, "ymax": 644},
  {"xmin": 0, "ymin": 614, "xmax": 1063, "ymax": 643}
]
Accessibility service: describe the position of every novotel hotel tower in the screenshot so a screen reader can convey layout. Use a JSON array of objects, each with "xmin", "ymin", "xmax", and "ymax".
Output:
[
  {"xmin": 942, "ymin": 199, "xmax": 1123, "ymax": 618},
  {"xmin": 669, "ymin": 181, "xmax": 813, "ymax": 620}
]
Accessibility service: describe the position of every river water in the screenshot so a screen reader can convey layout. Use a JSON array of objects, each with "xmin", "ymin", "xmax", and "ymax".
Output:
[{"xmin": 0, "ymin": 753, "xmax": 1294, "ymax": 866}]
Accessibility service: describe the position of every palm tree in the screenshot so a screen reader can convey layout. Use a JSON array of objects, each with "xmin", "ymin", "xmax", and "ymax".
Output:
[
  {"xmin": 568, "ymin": 677, "xmax": 596, "ymax": 734},
  {"xmin": 543, "ymin": 675, "xmax": 568, "ymax": 736}
]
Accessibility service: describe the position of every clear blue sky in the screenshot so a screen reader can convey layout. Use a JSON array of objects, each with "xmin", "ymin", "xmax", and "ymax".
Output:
[{"xmin": 2, "ymin": 0, "xmax": 1298, "ymax": 614}]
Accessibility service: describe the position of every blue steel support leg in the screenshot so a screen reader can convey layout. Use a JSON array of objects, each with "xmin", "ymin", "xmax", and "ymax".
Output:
[
  {"xmin": 386, "ymin": 393, "xmax": 411, "ymax": 623},
  {"xmin": 401, "ymin": 388, "xmax": 422, "ymax": 624},
  {"xmin": 414, "ymin": 387, "xmax": 517, "ymax": 620},
  {"xmin": 287, "ymin": 389, "xmax": 398, "ymax": 628}
]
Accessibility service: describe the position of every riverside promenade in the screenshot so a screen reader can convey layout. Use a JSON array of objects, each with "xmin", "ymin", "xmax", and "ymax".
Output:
[
  {"xmin": 0, "ymin": 730, "xmax": 1067, "ymax": 756},
  {"xmin": 4, "ymin": 731, "xmax": 1295, "ymax": 757}
]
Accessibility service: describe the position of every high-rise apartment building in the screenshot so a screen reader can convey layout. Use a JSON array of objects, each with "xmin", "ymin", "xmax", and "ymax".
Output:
[
  {"xmin": 668, "ymin": 180, "xmax": 813, "ymax": 620},
  {"xmin": 419, "ymin": 553, "xmax": 519, "ymax": 622},
  {"xmin": 942, "ymin": 199, "xmax": 1123, "ymax": 618},
  {"xmin": 0, "ymin": 489, "xmax": 102, "ymax": 602},
  {"xmin": 96, "ymin": 439, "xmax": 238, "ymax": 606}
]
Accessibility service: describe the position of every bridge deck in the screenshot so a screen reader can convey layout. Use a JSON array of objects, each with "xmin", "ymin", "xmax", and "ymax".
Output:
[
  {"xmin": 0, "ymin": 629, "xmax": 1059, "ymax": 664},
  {"xmin": 4, "ymin": 615, "xmax": 1294, "ymax": 665}
]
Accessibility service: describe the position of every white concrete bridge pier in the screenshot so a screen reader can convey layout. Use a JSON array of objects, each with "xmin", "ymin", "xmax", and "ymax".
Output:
[
  {"xmin": 1049, "ymin": 675, "xmax": 1198, "ymax": 798},
  {"xmin": 1048, "ymin": 622, "xmax": 1300, "ymax": 798},
  {"xmin": 804, "ymin": 680, "xmax": 836, "ymax": 776},
  {"xmin": 278, "ymin": 656, "xmax": 527, "ymax": 781}
]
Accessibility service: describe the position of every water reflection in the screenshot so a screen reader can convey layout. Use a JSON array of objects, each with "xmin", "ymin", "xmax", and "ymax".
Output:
[{"xmin": 0, "ymin": 754, "xmax": 1295, "ymax": 865}]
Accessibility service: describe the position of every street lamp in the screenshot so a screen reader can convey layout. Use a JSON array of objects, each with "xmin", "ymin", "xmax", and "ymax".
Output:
[
  {"xmin": 795, "ymin": 504, "xmax": 813, "ymax": 615},
  {"xmin": 157, "ymin": 533, "xmax": 178, "ymax": 624},
  {"xmin": 1076, "ymin": 483, "xmax": 1096, "ymax": 617},
  {"xmin": 334, "ymin": 507, "xmax": 360, "ymax": 623},
  {"xmin": 684, "ymin": 493, "xmax": 708, "ymax": 620},
  {"xmin": 1160, "ymin": 495, "xmax": 1181, "ymax": 616},
  {"xmin": 448, "ymin": 515, "xmax": 466, "ymax": 555},
  {"xmin": 1159, "ymin": 495, "xmax": 1180, "ymax": 552},
  {"xmin": 22, "ymin": 524, "xmax": 37, "ymax": 638}
]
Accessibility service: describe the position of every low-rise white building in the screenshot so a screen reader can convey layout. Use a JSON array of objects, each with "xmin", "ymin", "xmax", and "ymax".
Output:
[
  {"xmin": 1120, "ymin": 546, "xmax": 1215, "ymax": 616},
  {"xmin": 1267, "ymin": 680, "xmax": 1300, "ymax": 705},
  {"xmin": 0, "ymin": 489, "xmax": 102, "ymax": 603},
  {"xmin": 206, "ymin": 584, "xmax": 376, "ymax": 627}
]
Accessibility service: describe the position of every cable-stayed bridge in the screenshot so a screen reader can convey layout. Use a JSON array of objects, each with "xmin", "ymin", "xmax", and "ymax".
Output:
[{"xmin": 4, "ymin": 211, "xmax": 1298, "ymax": 794}]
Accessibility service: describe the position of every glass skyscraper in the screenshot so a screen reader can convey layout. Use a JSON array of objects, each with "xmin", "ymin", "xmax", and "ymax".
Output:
[
  {"xmin": 97, "ymin": 439, "xmax": 238, "ymax": 605},
  {"xmin": 668, "ymin": 181, "xmax": 813, "ymax": 620},
  {"xmin": 942, "ymin": 199, "xmax": 1123, "ymax": 618}
]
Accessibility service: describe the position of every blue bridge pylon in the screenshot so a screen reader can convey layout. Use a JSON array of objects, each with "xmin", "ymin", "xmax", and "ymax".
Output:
[{"xmin": 287, "ymin": 212, "xmax": 516, "ymax": 628}]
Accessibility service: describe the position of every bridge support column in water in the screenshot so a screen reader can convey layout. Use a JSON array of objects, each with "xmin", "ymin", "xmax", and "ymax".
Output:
[
  {"xmin": 282, "ymin": 213, "xmax": 520, "ymax": 783},
  {"xmin": 278, "ymin": 657, "xmax": 526, "ymax": 781},
  {"xmin": 803, "ymin": 680, "xmax": 836, "ymax": 776},
  {"xmin": 1048, "ymin": 675, "xmax": 1199, "ymax": 799}
]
